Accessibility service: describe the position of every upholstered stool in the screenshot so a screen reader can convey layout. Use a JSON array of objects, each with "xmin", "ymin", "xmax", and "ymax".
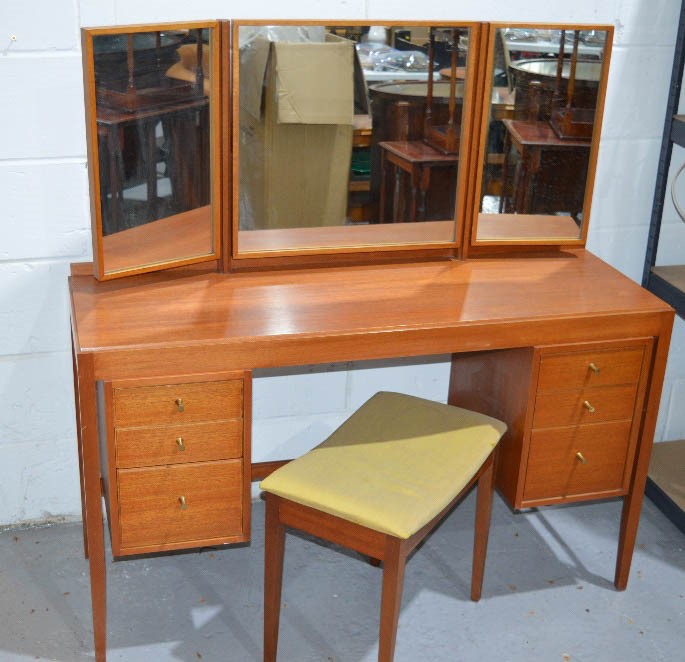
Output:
[{"xmin": 260, "ymin": 391, "xmax": 507, "ymax": 661}]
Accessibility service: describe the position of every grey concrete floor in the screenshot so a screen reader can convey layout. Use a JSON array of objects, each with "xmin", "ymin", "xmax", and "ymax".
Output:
[{"xmin": 0, "ymin": 492, "xmax": 683, "ymax": 662}]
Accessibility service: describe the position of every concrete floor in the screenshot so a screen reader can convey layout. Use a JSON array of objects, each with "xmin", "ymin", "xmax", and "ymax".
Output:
[{"xmin": 0, "ymin": 492, "xmax": 683, "ymax": 662}]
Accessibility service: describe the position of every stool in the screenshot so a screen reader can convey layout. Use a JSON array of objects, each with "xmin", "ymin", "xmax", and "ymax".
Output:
[{"xmin": 260, "ymin": 391, "xmax": 507, "ymax": 661}]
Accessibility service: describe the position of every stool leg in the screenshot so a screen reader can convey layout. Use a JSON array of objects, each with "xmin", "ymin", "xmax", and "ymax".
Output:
[
  {"xmin": 471, "ymin": 454, "xmax": 495, "ymax": 601},
  {"xmin": 264, "ymin": 495, "xmax": 286, "ymax": 662},
  {"xmin": 378, "ymin": 536, "xmax": 406, "ymax": 662}
]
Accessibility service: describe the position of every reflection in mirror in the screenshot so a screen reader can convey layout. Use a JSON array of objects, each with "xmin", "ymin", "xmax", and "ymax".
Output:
[
  {"xmin": 85, "ymin": 24, "xmax": 218, "ymax": 278},
  {"xmin": 235, "ymin": 23, "xmax": 476, "ymax": 256},
  {"xmin": 474, "ymin": 26, "xmax": 610, "ymax": 244}
]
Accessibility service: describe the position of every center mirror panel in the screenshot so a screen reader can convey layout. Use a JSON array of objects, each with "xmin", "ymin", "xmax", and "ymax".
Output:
[
  {"xmin": 471, "ymin": 23, "xmax": 612, "ymax": 248},
  {"xmin": 232, "ymin": 22, "xmax": 479, "ymax": 259}
]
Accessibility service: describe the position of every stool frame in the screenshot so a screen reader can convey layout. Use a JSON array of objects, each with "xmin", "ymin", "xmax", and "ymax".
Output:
[{"xmin": 263, "ymin": 450, "xmax": 497, "ymax": 662}]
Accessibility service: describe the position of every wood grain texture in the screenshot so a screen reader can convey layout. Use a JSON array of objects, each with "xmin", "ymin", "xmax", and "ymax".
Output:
[
  {"xmin": 537, "ymin": 346, "xmax": 644, "ymax": 391},
  {"xmin": 102, "ymin": 371, "xmax": 250, "ymax": 557},
  {"xmin": 532, "ymin": 384, "xmax": 638, "ymax": 428},
  {"xmin": 113, "ymin": 380, "xmax": 242, "ymax": 426},
  {"xmin": 117, "ymin": 460, "xmax": 243, "ymax": 552},
  {"xmin": 75, "ymin": 352, "xmax": 107, "ymax": 662},
  {"xmin": 449, "ymin": 347, "xmax": 535, "ymax": 507},
  {"xmin": 69, "ymin": 248, "xmax": 674, "ymax": 657},
  {"xmin": 449, "ymin": 338, "xmax": 654, "ymax": 512},
  {"xmin": 70, "ymin": 251, "xmax": 671, "ymax": 379},
  {"xmin": 101, "ymin": 206, "xmax": 215, "ymax": 275},
  {"xmin": 524, "ymin": 420, "xmax": 633, "ymax": 502},
  {"xmin": 115, "ymin": 419, "xmax": 243, "ymax": 468}
]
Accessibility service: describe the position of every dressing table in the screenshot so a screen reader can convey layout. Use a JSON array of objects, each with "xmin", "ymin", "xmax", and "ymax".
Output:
[{"xmin": 72, "ymin": 20, "xmax": 674, "ymax": 660}]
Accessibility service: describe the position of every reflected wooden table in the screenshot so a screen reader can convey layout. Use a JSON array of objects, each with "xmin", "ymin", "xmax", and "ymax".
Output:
[
  {"xmin": 499, "ymin": 119, "xmax": 590, "ymax": 215},
  {"xmin": 97, "ymin": 97, "xmax": 209, "ymax": 235},
  {"xmin": 378, "ymin": 140, "xmax": 458, "ymax": 222}
]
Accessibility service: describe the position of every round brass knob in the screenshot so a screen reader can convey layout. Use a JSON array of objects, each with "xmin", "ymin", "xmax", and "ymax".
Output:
[
  {"xmin": 576, "ymin": 451, "xmax": 588, "ymax": 465},
  {"xmin": 179, "ymin": 496, "xmax": 188, "ymax": 510},
  {"xmin": 175, "ymin": 398, "xmax": 184, "ymax": 413},
  {"xmin": 589, "ymin": 362, "xmax": 601, "ymax": 375},
  {"xmin": 176, "ymin": 437, "xmax": 186, "ymax": 451},
  {"xmin": 583, "ymin": 400, "xmax": 596, "ymax": 413}
]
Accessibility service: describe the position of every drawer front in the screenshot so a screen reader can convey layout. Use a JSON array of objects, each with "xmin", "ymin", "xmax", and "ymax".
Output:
[
  {"xmin": 114, "ymin": 380, "xmax": 243, "ymax": 427},
  {"xmin": 115, "ymin": 420, "xmax": 243, "ymax": 468},
  {"xmin": 117, "ymin": 460, "xmax": 243, "ymax": 550},
  {"xmin": 537, "ymin": 347, "xmax": 644, "ymax": 392},
  {"xmin": 533, "ymin": 384, "xmax": 638, "ymax": 429},
  {"xmin": 523, "ymin": 420, "xmax": 633, "ymax": 502}
]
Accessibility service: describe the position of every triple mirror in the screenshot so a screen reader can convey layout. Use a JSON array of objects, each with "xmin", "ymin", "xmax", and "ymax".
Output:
[{"xmin": 82, "ymin": 20, "xmax": 612, "ymax": 279}]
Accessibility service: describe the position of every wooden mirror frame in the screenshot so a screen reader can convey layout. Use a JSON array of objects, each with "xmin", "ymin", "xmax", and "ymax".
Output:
[
  {"xmin": 82, "ymin": 21, "xmax": 223, "ymax": 281},
  {"xmin": 465, "ymin": 22, "xmax": 613, "ymax": 256},
  {"xmin": 79, "ymin": 19, "xmax": 616, "ymax": 278},
  {"xmin": 224, "ymin": 20, "xmax": 483, "ymax": 271}
]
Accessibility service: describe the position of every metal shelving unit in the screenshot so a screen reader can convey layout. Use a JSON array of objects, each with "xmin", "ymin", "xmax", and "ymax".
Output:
[
  {"xmin": 642, "ymin": 1, "xmax": 685, "ymax": 533},
  {"xmin": 643, "ymin": 1, "xmax": 685, "ymax": 318}
]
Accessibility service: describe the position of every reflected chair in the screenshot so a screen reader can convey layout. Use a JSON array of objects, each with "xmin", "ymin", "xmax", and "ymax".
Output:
[{"xmin": 260, "ymin": 391, "xmax": 507, "ymax": 661}]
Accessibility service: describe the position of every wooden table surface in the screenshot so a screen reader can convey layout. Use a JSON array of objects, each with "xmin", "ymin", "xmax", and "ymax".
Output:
[{"xmin": 71, "ymin": 250, "xmax": 670, "ymax": 365}]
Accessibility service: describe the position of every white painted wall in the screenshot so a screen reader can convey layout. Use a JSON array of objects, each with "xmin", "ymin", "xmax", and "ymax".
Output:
[{"xmin": 1, "ymin": 0, "xmax": 684, "ymax": 526}]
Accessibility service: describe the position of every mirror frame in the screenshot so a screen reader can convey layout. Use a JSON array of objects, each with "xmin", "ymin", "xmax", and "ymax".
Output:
[
  {"xmin": 466, "ymin": 22, "xmax": 613, "ymax": 255},
  {"xmin": 82, "ymin": 21, "xmax": 222, "ymax": 281},
  {"xmin": 226, "ymin": 19, "xmax": 483, "ymax": 271},
  {"xmin": 79, "ymin": 19, "xmax": 617, "ymax": 278}
]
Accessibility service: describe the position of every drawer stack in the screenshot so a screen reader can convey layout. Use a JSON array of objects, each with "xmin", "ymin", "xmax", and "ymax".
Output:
[
  {"xmin": 522, "ymin": 344, "xmax": 649, "ymax": 506},
  {"xmin": 103, "ymin": 373, "xmax": 251, "ymax": 556}
]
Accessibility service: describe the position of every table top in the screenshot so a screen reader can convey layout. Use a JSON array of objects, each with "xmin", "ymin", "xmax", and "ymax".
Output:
[
  {"xmin": 503, "ymin": 119, "xmax": 592, "ymax": 149},
  {"xmin": 70, "ymin": 251, "xmax": 672, "ymax": 375},
  {"xmin": 379, "ymin": 140, "xmax": 460, "ymax": 165},
  {"xmin": 96, "ymin": 97, "xmax": 208, "ymax": 126}
]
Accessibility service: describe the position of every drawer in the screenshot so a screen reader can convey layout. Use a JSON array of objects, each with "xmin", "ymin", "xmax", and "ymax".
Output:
[
  {"xmin": 115, "ymin": 419, "xmax": 243, "ymax": 468},
  {"xmin": 113, "ymin": 379, "xmax": 243, "ymax": 427},
  {"xmin": 117, "ymin": 460, "xmax": 243, "ymax": 550},
  {"xmin": 537, "ymin": 347, "xmax": 644, "ymax": 392},
  {"xmin": 523, "ymin": 420, "xmax": 633, "ymax": 502},
  {"xmin": 533, "ymin": 383, "xmax": 638, "ymax": 428}
]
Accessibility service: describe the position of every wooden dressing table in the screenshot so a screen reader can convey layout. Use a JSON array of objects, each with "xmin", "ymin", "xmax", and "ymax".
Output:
[
  {"xmin": 75, "ymin": 20, "xmax": 663, "ymax": 661},
  {"xmin": 70, "ymin": 250, "xmax": 673, "ymax": 661}
]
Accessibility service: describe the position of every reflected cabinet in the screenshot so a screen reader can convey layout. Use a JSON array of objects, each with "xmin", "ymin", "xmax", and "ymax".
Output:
[{"xmin": 81, "ymin": 20, "xmax": 613, "ymax": 279}]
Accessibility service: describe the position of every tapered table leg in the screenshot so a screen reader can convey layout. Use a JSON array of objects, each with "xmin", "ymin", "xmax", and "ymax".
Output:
[{"xmin": 77, "ymin": 353, "xmax": 108, "ymax": 661}]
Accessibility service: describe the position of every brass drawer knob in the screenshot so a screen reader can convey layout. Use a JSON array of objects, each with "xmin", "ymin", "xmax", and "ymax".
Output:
[
  {"xmin": 576, "ymin": 451, "xmax": 588, "ymax": 465},
  {"xmin": 175, "ymin": 398, "xmax": 184, "ymax": 413},
  {"xmin": 589, "ymin": 362, "xmax": 601, "ymax": 375},
  {"xmin": 179, "ymin": 495, "xmax": 188, "ymax": 510},
  {"xmin": 583, "ymin": 400, "xmax": 596, "ymax": 413},
  {"xmin": 176, "ymin": 437, "xmax": 186, "ymax": 452}
]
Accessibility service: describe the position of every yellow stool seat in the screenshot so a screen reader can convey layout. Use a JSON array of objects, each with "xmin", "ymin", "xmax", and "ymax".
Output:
[{"xmin": 260, "ymin": 391, "xmax": 507, "ymax": 539}]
